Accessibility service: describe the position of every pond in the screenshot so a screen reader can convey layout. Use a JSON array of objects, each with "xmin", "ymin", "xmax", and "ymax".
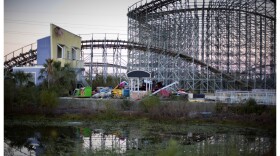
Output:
[{"xmin": 4, "ymin": 120, "xmax": 275, "ymax": 156}]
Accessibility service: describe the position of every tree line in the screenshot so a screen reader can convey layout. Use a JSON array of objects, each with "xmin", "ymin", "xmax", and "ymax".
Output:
[{"xmin": 4, "ymin": 59, "xmax": 120, "ymax": 113}]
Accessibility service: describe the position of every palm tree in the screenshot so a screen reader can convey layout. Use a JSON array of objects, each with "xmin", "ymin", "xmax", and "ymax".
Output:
[
  {"xmin": 11, "ymin": 71, "xmax": 33, "ymax": 87},
  {"xmin": 40, "ymin": 59, "xmax": 76, "ymax": 95},
  {"xmin": 40, "ymin": 59, "xmax": 54, "ymax": 89}
]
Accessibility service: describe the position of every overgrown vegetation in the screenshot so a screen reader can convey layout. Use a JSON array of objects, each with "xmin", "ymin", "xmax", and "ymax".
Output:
[
  {"xmin": 4, "ymin": 72, "xmax": 39, "ymax": 112},
  {"xmin": 39, "ymin": 59, "xmax": 76, "ymax": 96},
  {"xmin": 214, "ymin": 99, "xmax": 276, "ymax": 131},
  {"xmin": 215, "ymin": 98, "xmax": 275, "ymax": 116},
  {"xmin": 121, "ymin": 99, "xmax": 133, "ymax": 111},
  {"xmin": 39, "ymin": 90, "xmax": 58, "ymax": 110},
  {"xmin": 4, "ymin": 59, "xmax": 76, "ymax": 114},
  {"xmin": 91, "ymin": 74, "xmax": 120, "ymax": 89},
  {"xmin": 140, "ymin": 95, "xmax": 160, "ymax": 113},
  {"xmin": 104, "ymin": 101, "xmax": 117, "ymax": 118},
  {"xmin": 157, "ymin": 140, "xmax": 185, "ymax": 156}
]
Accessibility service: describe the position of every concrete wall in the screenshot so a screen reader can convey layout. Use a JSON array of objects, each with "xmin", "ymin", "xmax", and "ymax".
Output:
[
  {"xmin": 58, "ymin": 98, "xmax": 126, "ymax": 111},
  {"xmin": 58, "ymin": 98, "xmax": 216, "ymax": 115}
]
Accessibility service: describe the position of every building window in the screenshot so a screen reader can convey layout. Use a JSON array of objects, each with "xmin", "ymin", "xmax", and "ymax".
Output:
[
  {"xmin": 57, "ymin": 44, "xmax": 64, "ymax": 58},
  {"xmin": 72, "ymin": 47, "xmax": 77, "ymax": 60}
]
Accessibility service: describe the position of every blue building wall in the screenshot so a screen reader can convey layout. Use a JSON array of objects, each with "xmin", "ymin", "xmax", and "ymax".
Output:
[
  {"xmin": 37, "ymin": 36, "xmax": 51, "ymax": 65},
  {"xmin": 13, "ymin": 66, "xmax": 45, "ymax": 86}
]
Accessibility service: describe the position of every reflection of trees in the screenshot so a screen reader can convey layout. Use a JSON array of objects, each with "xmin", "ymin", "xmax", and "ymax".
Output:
[
  {"xmin": 188, "ymin": 133, "xmax": 274, "ymax": 155},
  {"xmin": 4, "ymin": 125, "xmax": 34, "ymax": 149},
  {"xmin": 4, "ymin": 124, "xmax": 275, "ymax": 155},
  {"xmin": 4, "ymin": 125, "xmax": 79, "ymax": 155}
]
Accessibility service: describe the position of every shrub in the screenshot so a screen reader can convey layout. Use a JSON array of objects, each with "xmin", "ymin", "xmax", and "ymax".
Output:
[
  {"xmin": 140, "ymin": 95, "xmax": 160, "ymax": 113},
  {"xmin": 39, "ymin": 90, "xmax": 58, "ymax": 109},
  {"xmin": 17, "ymin": 86, "xmax": 39, "ymax": 107},
  {"xmin": 215, "ymin": 102, "xmax": 225, "ymax": 113},
  {"xmin": 157, "ymin": 101, "xmax": 189, "ymax": 118},
  {"xmin": 103, "ymin": 101, "xmax": 117, "ymax": 118},
  {"xmin": 4, "ymin": 78, "xmax": 16, "ymax": 107},
  {"xmin": 269, "ymin": 106, "xmax": 276, "ymax": 118},
  {"xmin": 245, "ymin": 98, "xmax": 257, "ymax": 106},
  {"xmin": 229, "ymin": 98, "xmax": 268, "ymax": 115},
  {"xmin": 121, "ymin": 99, "xmax": 133, "ymax": 111},
  {"xmin": 5, "ymin": 77, "xmax": 40, "ymax": 114},
  {"xmin": 243, "ymin": 98, "xmax": 258, "ymax": 114},
  {"xmin": 157, "ymin": 139, "xmax": 184, "ymax": 156}
]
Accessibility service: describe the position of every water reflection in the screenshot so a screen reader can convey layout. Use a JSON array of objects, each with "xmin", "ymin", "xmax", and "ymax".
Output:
[
  {"xmin": 82, "ymin": 130, "xmax": 127, "ymax": 153},
  {"xmin": 180, "ymin": 133, "xmax": 274, "ymax": 155},
  {"xmin": 4, "ymin": 124, "xmax": 275, "ymax": 155}
]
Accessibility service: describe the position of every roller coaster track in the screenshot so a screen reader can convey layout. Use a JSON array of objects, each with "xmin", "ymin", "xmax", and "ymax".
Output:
[
  {"xmin": 4, "ymin": 39, "xmax": 247, "ymax": 86},
  {"xmin": 83, "ymin": 62, "xmax": 127, "ymax": 70},
  {"xmin": 4, "ymin": 49, "xmax": 37, "ymax": 72},
  {"xmin": 127, "ymin": 0, "xmax": 178, "ymax": 19},
  {"xmin": 127, "ymin": 0, "xmax": 275, "ymax": 20},
  {"xmin": 82, "ymin": 40, "xmax": 246, "ymax": 86}
]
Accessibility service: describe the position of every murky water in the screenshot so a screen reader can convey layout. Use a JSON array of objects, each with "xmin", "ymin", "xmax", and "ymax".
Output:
[{"xmin": 4, "ymin": 120, "xmax": 275, "ymax": 156}]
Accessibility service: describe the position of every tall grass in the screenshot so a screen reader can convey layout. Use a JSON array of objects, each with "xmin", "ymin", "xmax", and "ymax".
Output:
[
  {"xmin": 40, "ymin": 90, "xmax": 58, "ymax": 112},
  {"xmin": 139, "ymin": 96, "xmax": 160, "ymax": 113}
]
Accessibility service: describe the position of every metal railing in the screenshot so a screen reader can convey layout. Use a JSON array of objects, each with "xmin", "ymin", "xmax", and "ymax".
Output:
[{"xmin": 215, "ymin": 90, "xmax": 276, "ymax": 105}]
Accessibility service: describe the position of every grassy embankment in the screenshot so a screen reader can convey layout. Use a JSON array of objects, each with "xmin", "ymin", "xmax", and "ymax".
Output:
[{"xmin": 5, "ymin": 96, "xmax": 276, "ymax": 133}]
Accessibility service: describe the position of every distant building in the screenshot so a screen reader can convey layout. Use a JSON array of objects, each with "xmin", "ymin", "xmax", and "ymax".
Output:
[{"xmin": 13, "ymin": 24, "xmax": 84, "ymax": 85}]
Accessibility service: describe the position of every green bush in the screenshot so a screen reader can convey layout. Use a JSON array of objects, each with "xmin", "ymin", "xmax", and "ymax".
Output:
[
  {"xmin": 157, "ymin": 139, "xmax": 184, "ymax": 156},
  {"xmin": 229, "ymin": 98, "xmax": 268, "ymax": 115},
  {"xmin": 215, "ymin": 102, "xmax": 225, "ymax": 113},
  {"xmin": 245, "ymin": 98, "xmax": 257, "ymax": 106},
  {"xmin": 103, "ymin": 101, "xmax": 117, "ymax": 118},
  {"xmin": 4, "ymin": 78, "xmax": 16, "ymax": 107},
  {"xmin": 39, "ymin": 90, "xmax": 58, "ymax": 109},
  {"xmin": 121, "ymin": 99, "xmax": 133, "ymax": 111},
  {"xmin": 269, "ymin": 106, "xmax": 276, "ymax": 118},
  {"xmin": 244, "ymin": 98, "xmax": 258, "ymax": 114},
  {"xmin": 140, "ymin": 95, "xmax": 160, "ymax": 113}
]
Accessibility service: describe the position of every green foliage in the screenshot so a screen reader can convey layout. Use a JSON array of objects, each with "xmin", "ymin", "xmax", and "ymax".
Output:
[
  {"xmin": 269, "ymin": 106, "xmax": 276, "ymax": 118},
  {"xmin": 4, "ymin": 76, "xmax": 39, "ymax": 111},
  {"xmin": 243, "ymin": 98, "xmax": 258, "ymax": 114},
  {"xmin": 60, "ymin": 113, "xmax": 82, "ymax": 120},
  {"xmin": 10, "ymin": 71, "xmax": 33, "ymax": 87},
  {"xmin": 4, "ymin": 77, "xmax": 16, "ymax": 107},
  {"xmin": 16, "ymin": 86, "xmax": 39, "ymax": 107},
  {"xmin": 40, "ymin": 59, "xmax": 76, "ymax": 96},
  {"xmin": 121, "ymin": 99, "xmax": 133, "ymax": 111},
  {"xmin": 215, "ymin": 102, "xmax": 225, "ymax": 113},
  {"xmin": 39, "ymin": 90, "xmax": 58, "ymax": 109},
  {"xmin": 91, "ymin": 74, "xmax": 119, "ymax": 88},
  {"xmin": 103, "ymin": 101, "xmax": 117, "ymax": 119},
  {"xmin": 226, "ymin": 98, "xmax": 273, "ymax": 115},
  {"xmin": 140, "ymin": 96, "xmax": 160, "ymax": 113},
  {"xmin": 157, "ymin": 139, "xmax": 185, "ymax": 156},
  {"xmin": 245, "ymin": 98, "xmax": 257, "ymax": 106}
]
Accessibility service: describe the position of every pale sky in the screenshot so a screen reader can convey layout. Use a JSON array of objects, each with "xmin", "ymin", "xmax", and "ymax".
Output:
[{"xmin": 4, "ymin": 0, "xmax": 137, "ymax": 55}]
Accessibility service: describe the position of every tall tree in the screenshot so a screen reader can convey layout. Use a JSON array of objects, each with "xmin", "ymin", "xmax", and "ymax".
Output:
[
  {"xmin": 42, "ymin": 58, "xmax": 54, "ymax": 89},
  {"xmin": 40, "ymin": 59, "xmax": 76, "ymax": 96}
]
